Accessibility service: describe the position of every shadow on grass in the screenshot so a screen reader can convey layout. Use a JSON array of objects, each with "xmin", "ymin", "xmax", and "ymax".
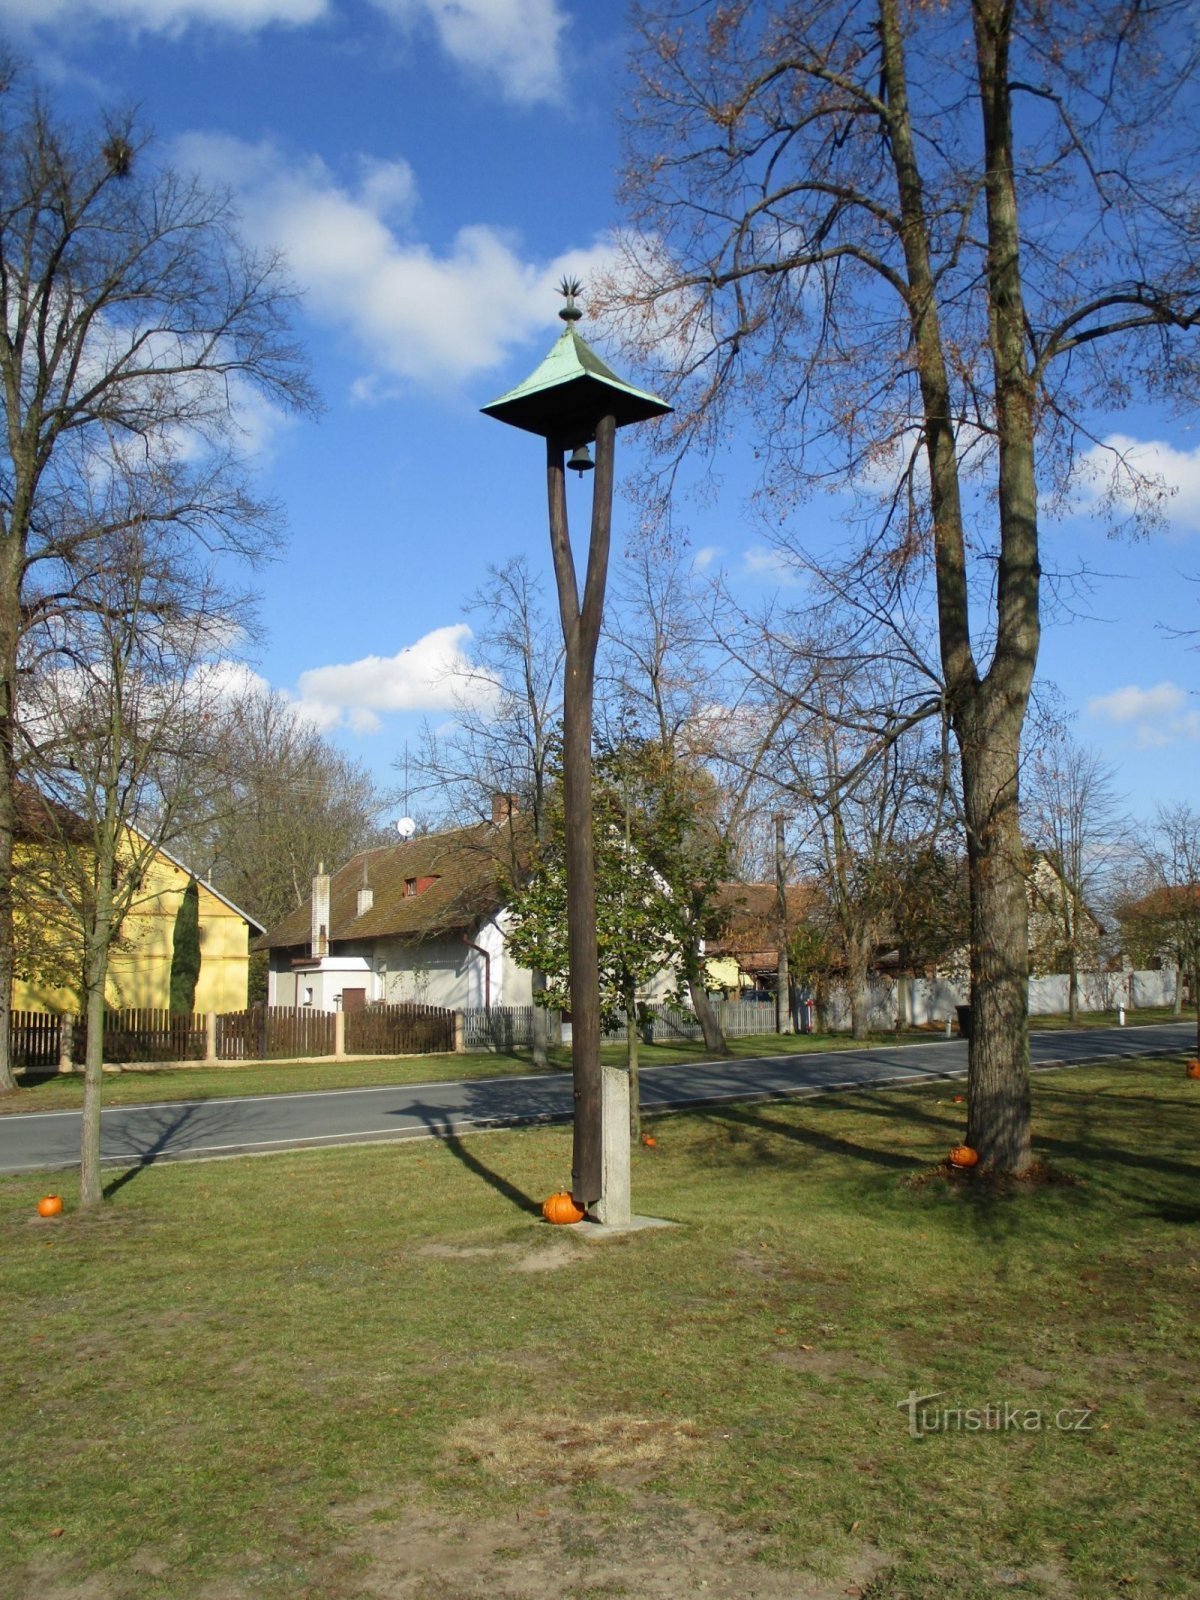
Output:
[
  {"xmin": 696, "ymin": 1100, "xmax": 923, "ymax": 1173},
  {"xmin": 402, "ymin": 1097, "xmax": 542, "ymax": 1217}
]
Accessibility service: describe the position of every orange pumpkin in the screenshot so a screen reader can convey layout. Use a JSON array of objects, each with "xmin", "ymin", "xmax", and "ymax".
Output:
[
  {"xmin": 641, "ymin": 1134, "xmax": 657, "ymax": 1148},
  {"xmin": 1186, "ymin": 1060, "xmax": 1200, "ymax": 1080},
  {"xmin": 948, "ymin": 1145, "xmax": 979, "ymax": 1169},
  {"xmin": 542, "ymin": 1190, "xmax": 585, "ymax": 1225},
  {"xmin": 37, "ymin": 1195, "xmax": 63, "ymax": 1217}
]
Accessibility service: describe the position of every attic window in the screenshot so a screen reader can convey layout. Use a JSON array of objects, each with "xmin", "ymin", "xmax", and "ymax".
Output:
[{"xmin": 404, "ymin": 874, "xmax": 440, "ymax": 898}]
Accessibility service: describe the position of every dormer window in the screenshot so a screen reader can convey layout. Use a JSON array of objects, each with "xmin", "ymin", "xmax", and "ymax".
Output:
[
  {"xmin": 404, "ymin": 878, "xmax": 417, "ymax": 897},
  {"xmin": 404, "ymin": 875, "xmax": 439, "ymax": 897}
]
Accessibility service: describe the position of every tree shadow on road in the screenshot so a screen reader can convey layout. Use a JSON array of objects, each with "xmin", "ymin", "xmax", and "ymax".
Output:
[{"xmin": 101, "ymin": 1101, "xmax": 227, "ymax": 1199}]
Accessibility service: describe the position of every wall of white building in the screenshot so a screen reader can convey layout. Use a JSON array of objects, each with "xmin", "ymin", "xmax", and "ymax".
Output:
[
  {"xmin": 267, "ymin": 917, "xmax": 538, "ymax": 1012},
  {"xmin": 820, "ymin": 967, "xmax": 1180, "ymax": 1030}
]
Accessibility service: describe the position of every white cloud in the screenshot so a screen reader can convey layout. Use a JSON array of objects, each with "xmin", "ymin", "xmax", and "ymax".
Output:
[
  {"xmin": 0, "ymin": 0, "xmax": 326, "ymax": 33},
  {"xmin": 372, "ymin": 0, "xmax": 567, "ymax": 105},
  {"xmin": 692, "ymin": 545, "xmax": 722, "ymax": 572},
  {"xmin": 1087, "ymin": 680, "xmax": 1200, "ymax": 748},
  {"xmin": 1076, "ymin": 434, "xmax": 1200, "ymax": 536},
  {"xmin": 194, "ymin": 659, "xmax": 272, "ymax": 703},
  {"xmin": 176, "ymin": 133, "xmax": 615, "ymax": 392},
  {"xmin": 292, "ymin": 623, "xmax": 496, "ymax": 732},
  {"xmin": 742, "ymin": 545, "xmax": 802, "ymax": 586},
  {"xmin": 0, "ymin": 0, "xmax": 570, "ymax": 104}
]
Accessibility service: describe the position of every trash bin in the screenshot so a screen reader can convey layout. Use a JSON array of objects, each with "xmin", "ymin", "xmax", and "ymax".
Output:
[{"xmin": 955, "ymin": 1003, "xmax": 972, "ymax": 1040}]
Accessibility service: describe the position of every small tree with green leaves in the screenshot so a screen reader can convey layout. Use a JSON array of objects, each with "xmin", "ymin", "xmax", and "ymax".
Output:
[
  {"xmin": 169, "ymin": 878, "xmax": 201, "ymax": 1015},
  {"xmin": 506, "ymin": 763, "xmax": 681, "ymax": 1139}
]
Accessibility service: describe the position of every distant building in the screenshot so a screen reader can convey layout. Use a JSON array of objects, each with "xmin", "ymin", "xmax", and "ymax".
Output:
[{"xmin": 256, "ymin": 797, "xmax": 532, "ymax": 1013}]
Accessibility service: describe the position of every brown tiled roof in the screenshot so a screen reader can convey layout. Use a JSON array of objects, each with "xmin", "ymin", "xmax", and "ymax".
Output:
[
  {"xmin": 704, "ymin": 881, "xmax": 822, "ymax": 960},
  {"xmin": 1118, "ymin": 882, "xmax": 1200, "ymax": 920},
  {"xmin": 12, "ymin": 781, "xmax": 92, "ymax": 845},
  {"xmin": 254, "ymin": 817, "xmax": 529, "ymax": 952}
]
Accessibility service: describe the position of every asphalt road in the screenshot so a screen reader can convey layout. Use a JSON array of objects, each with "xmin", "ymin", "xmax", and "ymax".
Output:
[{"xmin": 0, "ymin": 1020, "xmax": 1194, "ymax": 1177}]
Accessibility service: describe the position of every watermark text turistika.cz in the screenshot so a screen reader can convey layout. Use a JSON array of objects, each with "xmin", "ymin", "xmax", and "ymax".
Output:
[{"xmin": 897, "ymin": 1390, "xmax": 1096, "ymax": 1439}]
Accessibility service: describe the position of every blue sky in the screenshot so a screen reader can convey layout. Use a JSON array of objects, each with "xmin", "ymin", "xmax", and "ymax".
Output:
[{"xmin": 10, "ymin": 0, "xmax": 1200, "ymax": 825}]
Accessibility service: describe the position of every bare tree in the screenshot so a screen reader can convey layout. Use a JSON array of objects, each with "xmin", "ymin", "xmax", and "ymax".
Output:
[
  {"xmin": 608, "ymin": 1, "xmax": 1200, "ymax": 1170},
  {"xmin": 772, "ymin": 664, "xmax": 953, "ymax": 1039},
  {"xmin": 1119, "ymin": 803, "xmax": 1200, "ymax": 1047},
  {"xmin": 411, "ymin": 556, "xmax": 563, "ymax": 1065},
  {"xmin": 1023, "ymin": 731, "xmax": 1127, "ymax": 1020},
  {"xmin": 601, "ymin": 540, "xmax": 744, "ymax": 1052},
  {"xmin": 0, "ymin": 71, "xmax": 314, "ymax": 1089},
  {"xmin": 413, "ymin": 557, "xmax": 562, "ymax": 842},
  {"xmin": 22, "ymin": 516, "xmax": 239, "ymax": 1207},
  {"xmin": 179, "ymin": 688, "xmax": 389, "ymax": 934}
]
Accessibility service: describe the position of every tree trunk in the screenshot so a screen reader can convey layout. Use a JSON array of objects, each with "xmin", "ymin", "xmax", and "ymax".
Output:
[
  {"xmin": 774, "ymin": 810, "xmax": 791, "ymax": 1034},
  {"xmin": 879, "ymin": 0, "xmax": 1038, "ymax": 1172},
  {"xmin": 1173, "ymin": 967, "xmax": 1183, "ymax": 1017},
  {"xmin": 625, "ymin": 979, "xmax": 641, "ymax": 1142},
  {"xmin": 1068, "ymin": 954, "xmax": 1079, "ymax": 1024},
  {"xmin": 687, "ymin": 974, "xmax": 728, "ymax": 1055},
  {"xmin": 79, "ymin": 904, "xmax": 113, "ymax": 1209},
  {"xmin": 0, "ymin": 540, "xmax": 19, "ymax": 1094},
  {"xmin": 961, "ymin": 728, "xmax": 1033, "ymax": 1173},
  {"xmin": 850, "ymin": 963, "xmax": 871, "ymax": 1041},
  {"xmin": 531, "ymin": 968, "xmax": 549, "ymax": 1068}
]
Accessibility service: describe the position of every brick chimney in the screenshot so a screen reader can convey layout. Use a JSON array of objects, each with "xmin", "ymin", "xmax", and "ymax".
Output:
[
  {"xmin": 311, "ymin": 865, "xmax": 330, "ymax": 957},
  {"xmin": 491, "ymin": 792, "xmax": 519, "ymax": 826}
]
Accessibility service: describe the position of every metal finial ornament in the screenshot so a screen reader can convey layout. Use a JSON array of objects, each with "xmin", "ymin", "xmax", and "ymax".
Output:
[{"xmin": 558, "ymin": 275, "xmax": 584, "ymax": 323}]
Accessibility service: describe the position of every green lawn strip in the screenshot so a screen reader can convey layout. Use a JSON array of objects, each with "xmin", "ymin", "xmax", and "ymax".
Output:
[
  {"xmin": 2, "ymin": 1056, "xmax": 1197, "ymax": 1598},
  {"xmin": 0, "ymin": 1028, "xmax": 939, "ymax": 1116},
  {"xmin": 1027, "ymin": 1005, "xmax": 1196, "ymax": 1031}
]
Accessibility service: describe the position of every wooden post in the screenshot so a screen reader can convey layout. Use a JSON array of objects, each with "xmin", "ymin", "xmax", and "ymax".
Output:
[
  {"xmin": 205, "ymin": 1012, "xmax": 218, "ymax": 1064},
  {"xmin": 547, "ymin": 419, "xmax": 618, "ymax": 1212},
  {"xmin": 334, "ymin": 1010, "xmax": 346, "ymax": 1060},
  {"xmin": 454, "ymin": 1010, "xmax": 465, "ymax": 1053}
]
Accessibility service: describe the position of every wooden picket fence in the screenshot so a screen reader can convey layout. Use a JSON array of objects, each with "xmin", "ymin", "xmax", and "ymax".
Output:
[
  {"xmin": 10, "ymin": 1009, "xmax": 62, "ymax": 1070},
  {"xmin": 79, "ymin": 1008, "xmax": 207, "ymax": 1065},
  {"xmin": 216, "ymin": 1005, "xmax": 336, "ymax": 1061},
  {"xmin": 13, "ymin": 999, "xmax": 453, "ymax": 1067},
  {"xmin": 345, "ymin": 1003, "xmax": 455, "ymax": 1057}
]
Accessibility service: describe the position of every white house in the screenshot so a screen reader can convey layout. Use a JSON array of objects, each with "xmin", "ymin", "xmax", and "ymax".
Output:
[{"xmin": 256, "ymin": 797, "xmax": 533, "ymax": 1013}]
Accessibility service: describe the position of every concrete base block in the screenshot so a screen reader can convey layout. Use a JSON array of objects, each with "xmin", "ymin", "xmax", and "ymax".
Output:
[{"xmin": 570, "ymin": 1214, "xmax": 677, "ymax": 1239}]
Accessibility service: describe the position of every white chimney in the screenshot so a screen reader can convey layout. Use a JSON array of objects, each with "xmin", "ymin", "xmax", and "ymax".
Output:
[
  {"xmin": 311, "ymin": 866, "xmax": 330, "ymax": 957},
  {"xmin": 356, "ymin": 886, "xmax": 374, "ymax": 917}
]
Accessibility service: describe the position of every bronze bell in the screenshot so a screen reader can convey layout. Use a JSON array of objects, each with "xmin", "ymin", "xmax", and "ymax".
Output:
[{"xmin": 568, "ymin": 444, "xmax": 594, "ymax": 476}]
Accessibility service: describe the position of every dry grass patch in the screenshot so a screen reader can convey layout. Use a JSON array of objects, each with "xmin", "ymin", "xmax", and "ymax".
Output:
[
  {"xmin": 336, "ymin": 1493, "xmax": 890, "ymax": 1600},
  {"xmin": 448, "ymin": 1408, "xmax": 704, "ymax": 1487}
]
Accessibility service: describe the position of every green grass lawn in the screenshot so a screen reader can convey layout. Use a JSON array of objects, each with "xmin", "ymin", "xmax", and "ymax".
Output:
[{"xmin": 2, "ymin": 1055, "xmax": 1197, "ymax": 1599}]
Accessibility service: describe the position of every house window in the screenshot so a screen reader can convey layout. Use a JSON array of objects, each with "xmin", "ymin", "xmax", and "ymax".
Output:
[
  {"xmin": 303, "ymin": 985, "xmax": 314, "ymax": 1006},
  {"xmin": 404, "ymin": 879, "xmax": 417, "ymax": 897}
]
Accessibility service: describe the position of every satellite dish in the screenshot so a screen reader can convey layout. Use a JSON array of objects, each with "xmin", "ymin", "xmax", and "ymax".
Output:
[{"xmin": 396, "ymin": 817, "xmax": 416, "ymax": 840}]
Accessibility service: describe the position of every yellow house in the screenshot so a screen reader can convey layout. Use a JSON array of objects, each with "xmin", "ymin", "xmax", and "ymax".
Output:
[{"xmin": 13, "ymin": 797, "xmax": 263, "ymax": 1015}]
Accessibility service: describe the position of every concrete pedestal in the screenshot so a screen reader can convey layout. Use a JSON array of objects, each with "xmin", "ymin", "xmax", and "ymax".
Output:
[{"xmin": 588, "ymin": 1062, "xmax": 631, "ymax": 1225}]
